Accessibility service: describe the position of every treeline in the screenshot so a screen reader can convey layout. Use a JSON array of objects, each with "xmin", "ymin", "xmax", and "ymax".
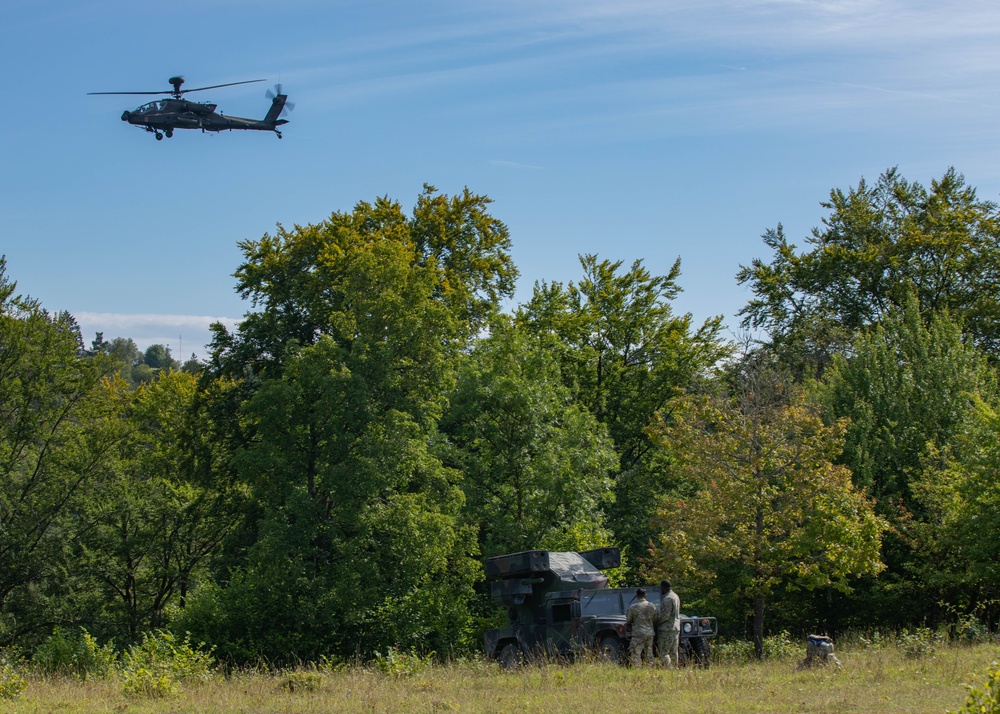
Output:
[{"xmin": 2, "ymin": 171, "xmax": 999, "ymax": 663}]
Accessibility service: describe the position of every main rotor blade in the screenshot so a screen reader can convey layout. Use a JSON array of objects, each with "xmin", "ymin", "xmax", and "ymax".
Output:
[
  {"xmin": 87, "ymin": 90, "xmax": 172, "ymax": 95},
  {"xmin": 180, "ymin": 79, "xmax": 266, "ymax": 94}
]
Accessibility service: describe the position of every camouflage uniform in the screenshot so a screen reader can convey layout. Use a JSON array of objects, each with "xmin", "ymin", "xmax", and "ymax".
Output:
[
  {"xmin": 658, "ymin": 588, "xmax": 681, "ymax": 668},
  {"xmin": 626, "ymin": 597, "xmax": 658, "ymax": 666}
]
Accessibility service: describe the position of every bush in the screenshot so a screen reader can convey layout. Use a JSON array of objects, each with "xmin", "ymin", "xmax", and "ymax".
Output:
[
  {"xmin": 898, "ymin": 627, "xmax": 939, "ymax": 659},
  {"xmin": 373, "ymin": 646, "xmax": 434, "ymax": 678},
  {"xmin": 120, "ymin": 630, "xmax": 215, "ymax": 698},
  {"xmin": 762, "ymin": 631, "xmax": 799, "ymax": 660},
  {"xmin": 713, "ymin": 638, "xmax": 755, "ymax": 663},
  {"xmin": 0, "ymin": 653, "xmax": 27, "ymax": 700},
  {"xmin": 712, "ymin": 633, "xmax": 798, "ymax": 663},
  {"xmin": 32, "ymin": 627, "xmax": 116, "ymax": 679},
  {"xmin": 279, "ymin": 670, "xmax": 324, "ymax": 692},
  {"xmin": 953, "ymin": 613, "xmax": 991, "ymax": 645},
  {"xmin": 950, "ymin": 659, "xmax": 1000, "ymax": 714}
]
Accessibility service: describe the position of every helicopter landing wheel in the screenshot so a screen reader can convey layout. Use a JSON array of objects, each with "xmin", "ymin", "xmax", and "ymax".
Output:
[
  {"xmin": 155, "ymin": 132, "xmax": 163, "ymax": 141},
  {"xmin": 275, "ymin": 130, "xmax": 282, "ymax": 139},
  {"xmin": 165, "ymin": 129, "xmax": 173, "ymax": 138}
]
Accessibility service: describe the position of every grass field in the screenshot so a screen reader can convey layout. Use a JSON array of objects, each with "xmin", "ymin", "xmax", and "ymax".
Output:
[{"xmin": 2, "ymin": 642, "xmax": 997, "ymax": 714}]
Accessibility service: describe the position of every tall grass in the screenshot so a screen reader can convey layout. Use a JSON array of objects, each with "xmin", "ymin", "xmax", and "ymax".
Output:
[{"xmin": 3, "ymin": 640, "xmax": 998, "ymax": 713}]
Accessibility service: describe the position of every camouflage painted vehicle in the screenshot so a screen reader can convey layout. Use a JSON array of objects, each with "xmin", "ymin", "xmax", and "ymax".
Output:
[{"xmin": 483, "ymin": 548, "xmax": 717, "ymax": 668}]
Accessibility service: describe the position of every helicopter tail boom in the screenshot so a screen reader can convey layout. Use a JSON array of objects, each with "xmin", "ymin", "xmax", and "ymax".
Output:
[{"xmin": 263, "ymin": 94, "xmax": 289, "ymax": 126}]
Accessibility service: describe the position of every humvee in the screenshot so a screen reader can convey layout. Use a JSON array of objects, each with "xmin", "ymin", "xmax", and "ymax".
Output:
[{"xmin": 483, "ymin": 548, "xmax": 717, "ymax": 668}]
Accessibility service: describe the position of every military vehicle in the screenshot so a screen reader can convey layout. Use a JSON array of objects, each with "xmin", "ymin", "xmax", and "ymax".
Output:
[{"xmin": 483, "ymin": 548, "xmax": 717, "ymax": 668}]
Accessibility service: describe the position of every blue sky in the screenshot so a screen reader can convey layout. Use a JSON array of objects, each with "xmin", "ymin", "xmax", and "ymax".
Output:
[{"xmin": 3, "ymin": 1, "xmax": 1000, "ymax": 360}]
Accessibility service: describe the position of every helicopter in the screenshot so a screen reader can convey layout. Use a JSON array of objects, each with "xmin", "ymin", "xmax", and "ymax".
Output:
[{"xmin": 88, "ymin": 76, "xmax": 293, "ymax": 140}]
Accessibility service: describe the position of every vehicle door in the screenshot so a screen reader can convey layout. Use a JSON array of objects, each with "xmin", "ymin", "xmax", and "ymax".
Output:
[{"xmin": 543, "ymin": 598, "xmax": 580, "ymax": 657}]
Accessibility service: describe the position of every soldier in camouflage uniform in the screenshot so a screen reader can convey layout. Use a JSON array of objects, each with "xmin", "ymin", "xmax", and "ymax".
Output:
[
  {"xmin": 626, "ymin": 587, "xmax": 658, "ymax": 666},
  {"xmin": 658, "ymin": 579, "xmax": 681, "ymax": 668}
]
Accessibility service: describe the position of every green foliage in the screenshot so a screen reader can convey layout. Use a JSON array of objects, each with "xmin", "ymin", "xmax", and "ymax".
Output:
[
  {"xmin": 143, "ymin": 343, "xmax": 177, "ymax": 371},
  {"xmin": 645, "ymin": 359, "xmax": 886, "ymax": 656},
  {"xmin": 819, "ymin": 296, "xmax": 995, "ymax": 511},
  {"xmin": 952, "ymin": 613, "xmax": 991, "ymax": 645},
  {"xmin": 184, "ymin": 189, "xmax": 512, "ymax": 663},
  {"xmin": 816, "ymin": 298, "xmax": 998, "ymax": 628},
  {"xmin": 951, "ymin": 659, "xmax": 1000, "ymax": 714},
  {"xmin": 714, "ymin": 632, "xmax": 799, "ymax": 663},
  {"xmin": 119, "ymin": 630, "xmax": 214, "ymax": 698},
  {"xmin": 280, "ymin": 670, "xmax": 324, "ymax": 692},
  {"xmin": 32, "ymin": 628, "xmax": 116, "ymax": 679},
  {"xmin": 0, "ymin": 259, "xmax": 128, "ymax": 645},
  {"xmin": 897, "ymin": 627, "xmax": 940, "ymax": 659},
  {"xmin": 517, "ymin": 254, "xmax": 728, "ymax": 566},
  {"xmin": 373, "ymin": 646, "xmax": 435, "ymax": 678},
  {"xmin": 762, "ymin": 631, "xmax": 799, "ymax": 660},
  {"xmin": 738, "ymin": 167, "xmax": 1000, "ymax": 371},
  {"xmin": 0, "ymin": 651, "xmax": 27, "ymax": 700},
  {"xmin": 915, "ymin": 401, "xmax": 1000, "ymax": 610},
  {"xmin": 443, "ymin": 319, "xmax": 618, "ymax": 556}
]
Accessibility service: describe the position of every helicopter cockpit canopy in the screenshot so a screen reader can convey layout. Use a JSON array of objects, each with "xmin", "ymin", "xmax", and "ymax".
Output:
[{"xmin": 135, "ymin": 101, "xmax": 169, "ymax": 114}]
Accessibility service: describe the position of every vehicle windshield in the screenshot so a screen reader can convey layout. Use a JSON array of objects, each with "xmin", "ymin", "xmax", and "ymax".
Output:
[
  {"xmin": 580, "ymin": 588, "xmax": 663, "ymax": 617},
  {"xmin": 580, "ymin": 591, "xmax": 623, "ymax": 616}
]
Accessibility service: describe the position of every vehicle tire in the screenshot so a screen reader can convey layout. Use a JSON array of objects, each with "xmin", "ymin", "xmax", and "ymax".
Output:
[
  {"xmin": 498, "ymin": 643, "xmax": 522, "ymax": 670},
  {"xmin": 692, "ymin": 637, "xmax": 711, "ymax": 668},
  {"xmin": 599, "ymin": 635, "xmax": 623, "ymax": 664}
]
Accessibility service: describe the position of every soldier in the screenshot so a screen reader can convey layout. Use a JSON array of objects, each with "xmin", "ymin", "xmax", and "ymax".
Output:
[
  {"xmin": 626, "ymin": 587, "xmax": 658, "ymax": 666},
  {"xmin": 658, "ymin": 579, "xmax": 681, "ymax": 668}
]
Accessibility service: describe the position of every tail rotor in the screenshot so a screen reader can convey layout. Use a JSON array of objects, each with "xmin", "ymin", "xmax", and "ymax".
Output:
[{"xmin": 266, "ymin": 84, "xmax": 295, "ymax": 116}]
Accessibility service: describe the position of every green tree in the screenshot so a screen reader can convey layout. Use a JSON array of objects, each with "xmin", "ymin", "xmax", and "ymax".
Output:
[
  {"xmin": 73, "ymin": 369, "xmax": 240, "ymax": 641},
  {"xmin": 517, "ymin": 254, "xmax": 727, "ymax": 565},
  {"xmin": 0, "ymin": 258, "xmax": 127, "ymax": 645},
  {"xmin": 212, "ymin": 185, "xmax": 516, "ymax": 378},
  {"xmin": 143, "ymin": 343, "xmax": 178, "ymax": 371},
  {"xmin": 442, "ymin": 319, "xmax": 618, "ymax": 557},
  {"xmin": 644, "ymin": 363, "xmax": 885, "ymax": 658},
  {"xmin": 187, "ymin": 188, "xmax": 515, "ymax": 661},
  {"xmin": 817, "ymin": 298, "xmax": 998, "ymax": 625},
  {"xmin": 914, "ymin": 398, "xmax": 1000, "ymax": 614},
  {"xmin": 738, "ymin": 167, "xmax": 1000, "ymax": 373}
]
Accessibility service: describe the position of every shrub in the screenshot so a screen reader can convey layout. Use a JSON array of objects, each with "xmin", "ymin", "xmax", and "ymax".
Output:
[
  {"xmin": 762, "ymin": 631, "xmax": 799, "ymax": 660},
  {"xmin": 33, "ymin": 627, "xmax": 116, "ymax": 679},
  {"xmin": 712, "ymin": 633, "xmax": 798, "ymax": 663},
  {"xmin": 950, "ymin": 659, "xmax": 1000, "ymax": 714},
  {"xmin": 120, "ymin": 630, "xmax": 215, "ymax": 698},
  {"xmin": 279, "ymin": 670, "xmax": 324, "ymax": 692},
  {"xmin": 713, "ymin": 638, "xmax": 755, "ymax": 663},
  {"xmin": 0, "ymin": 653, "xmax": 27, "ymax": 700},
  {"xmin": 898, "ymin": 627, "xmax": 939, "ymax": 659},
  {"xmin": 953, "ymin": 613, "xmax": 991, "ymax": 645},
  {"xmin": 373, "ymin": 646, "xmax": 434, "ymax": 678}
]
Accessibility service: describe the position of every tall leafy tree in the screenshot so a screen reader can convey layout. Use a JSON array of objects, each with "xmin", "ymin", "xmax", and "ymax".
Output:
[
  {"xmin": 738, "ymin": 167, "xmax": 1000, "ymax": 373},
  {"xmin": 0, "ymin": 259, "xmax": 127, "ymax": 644},
  {"xmin": 72, "ymin": 369, "xmax": 240, "ymax": 641},
  {"xmin": 644, "ymin": 361, "xmax": 885, "ymax": 658},
  {"xmin": 517, "ymin": 254, "xmax": 727, "ymax": 564},
  {"xmin": 212, "ymin": 185, "xmax": 516, "ymax": 378},
  {"xmin": 913, "ymin": 398, "xmax": 1000, "ymax": 616},
  {"xmin": 815, "ymin": 297, "xmax": 996, "ymax": 625},
  {"xmin": 188, "ymin": 188, "xmax": 515, "ymax": 661},
  {"xmin": 442, "ymin": 319, "xmax": 618, "ymax": 557}
]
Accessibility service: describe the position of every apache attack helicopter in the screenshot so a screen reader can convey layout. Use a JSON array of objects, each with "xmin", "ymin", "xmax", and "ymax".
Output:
[{"xmin": 88, "ymin": 76, "xmax": 293, "ymax": 140}]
